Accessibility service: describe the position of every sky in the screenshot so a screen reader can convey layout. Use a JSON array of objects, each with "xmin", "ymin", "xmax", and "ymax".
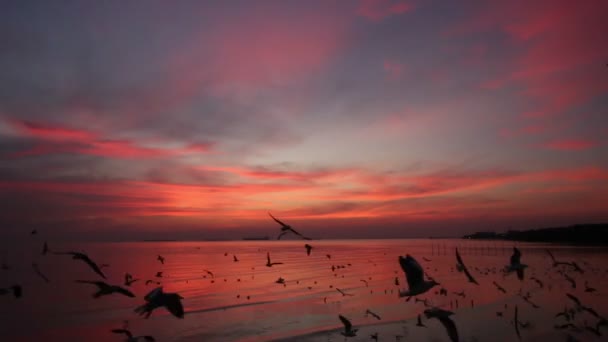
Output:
[{"xmin": 1, "ymin": 0, "xmax": 607, "ymax": 240}]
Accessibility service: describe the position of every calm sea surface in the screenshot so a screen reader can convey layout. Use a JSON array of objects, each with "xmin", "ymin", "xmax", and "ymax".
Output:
[{"xmin": 1, "ymin": 239, "xmax": 607, "ymax": 341}]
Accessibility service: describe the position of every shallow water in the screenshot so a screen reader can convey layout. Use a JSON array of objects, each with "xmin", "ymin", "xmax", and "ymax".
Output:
[{"xmin": 1, "ymin": 239, "xmax": 607, "ymax": 341}]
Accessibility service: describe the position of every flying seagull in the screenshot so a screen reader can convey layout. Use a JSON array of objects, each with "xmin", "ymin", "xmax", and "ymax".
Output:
[
  {"xmin": 398, "ymin": 255, "xmax": 439, "ymax": 297},
  {"xmin": 203, "ymin": 269, "xmax": 214, "ymax": 278},
  {"xmin": 266, "ymin": 252, "xmax": 283, "ymax": 267},
  {"xmin": 504, "ymin": 248, "xmax": 527, "ymax": 280},
  {"xmin": 0, "ymin": 285, "xmax": 22, "ymax": 298},
  {"xmin": 424, "ymin": 307, "xmax": 458, "ymax": 342},
  {"xmin": 111, "ymin": 328, "xmax": 155, "ymax": 341},
  {"xmin": 455, "ymin": 248, "xmax": 478, "ymax": 285},
  {"xmin": 269, "ymin": 212, "xmax": 311, "ymax": 240},
  {"xmin": 135, "ymin": 287, "xmax": 184, "ymax": 319},
  {"xmin": 32, "ymin": 263, "xmax": 50, "ymax": 283},
  {"xmin": 338, "ymin": 315, "xmax": 358, "ymax": 337},
  {"xmin": 360, "ymin": 279, "xmax": 369, "ymax": 287},
  {"xmin": 365, "ymin": 309, "xmax": 382, "ymax": 320},
  {"xmin": 305, "ymin": 244, "xmax": 312, "ymax": 256},
  {"xmin": 493, "ymin": 281, "xmax": 507, "ymax": 293},
  {"xmin": 157, "ymin": 255, "xmax": 164, "ymax": 265},
  {"xmin": 233, "ymin": 255, "xmax": 239, "ymax": 262},
  {"xmin": 336, "ymin": 288, "xmax": 354, "ymax": 296},
  {"xmin": 75, "ymin": 280, "xmax": 135, "ymax": 298},
  {"xmin": 54, "ymin": 251, "xmax": 106, "ymax": 279},
  {"xmin": 124, "ymin": 273, "xmax": 140, "ymax": 286}
]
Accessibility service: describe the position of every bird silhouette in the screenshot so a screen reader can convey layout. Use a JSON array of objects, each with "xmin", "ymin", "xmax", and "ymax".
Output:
[
  {"xmin": 269, "ymin": 212, "xmax": 311, "ymax": 240},
  {"xmin": 75, "ymin": 280, "xmax": 135, "ymax": 298},
  {"xmin": 135, "ymin": 287, "xmax": 184, "ymax": 319},
  {"xmin": 398, "ymin": 255, "xmax": 439, "ymax": 297},
  {"xmin": 54, "ymin": 251, "xmax": 106, "ymax": 279},
  {"xmin": 424, "ymin": 307, "xmax": 458, "ymax": 342},
  {"xmin": 455, "ymin": 248, "xmax": 478, "ymax": 285},
  {"xmin": 266, "ymin": 252, "xmax": 283, "ymax": 267},
  {"xmin": 338, "ymin": 315, "xmax": 358, "ymax": 337}
]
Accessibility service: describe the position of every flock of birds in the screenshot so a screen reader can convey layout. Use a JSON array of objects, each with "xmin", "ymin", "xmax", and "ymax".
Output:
[{"xmin": 1, "ymin": 214, "xmax": 607, "ymax": 342}]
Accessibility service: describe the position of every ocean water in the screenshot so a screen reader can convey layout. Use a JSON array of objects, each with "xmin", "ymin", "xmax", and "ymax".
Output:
[{"xmin": 1, "ymin": 239, "xmax": 607, "ymax": 341}]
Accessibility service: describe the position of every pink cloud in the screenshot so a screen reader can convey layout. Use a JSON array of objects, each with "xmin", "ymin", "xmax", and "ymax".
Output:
[
  {"xmin": 357, "ymin": 0, "xmax": 413, "ymax": 21},
  {"xmin": 543, "ymin": 139, "xmax": 598, "ymax": 151}
]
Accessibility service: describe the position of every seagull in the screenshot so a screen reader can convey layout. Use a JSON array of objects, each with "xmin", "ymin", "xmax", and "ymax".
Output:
[
  {"xmin": 155, "ymin": 272, "xmax": 163, "ymax": 278},
  {"xmin": 365, "ymin": 309, "xmax": 381, "ymax": 320},
  {"xmin": 275, "ymin": 277, "xmax": 285, "ymax": 284},
  {"xmin": 305, "ymin": 244, "xmax": 312, "ymax": 256},
  {"xmin": 326, "ymin": 254, "xmax": 331, "ymax": 259},
  {"xmin": 360, "ymin": 279, "xmax": 369, "ymax": 287},
  {"xmin": 54, "ymin": 251, "xmax": 106, "ymax": 279},
  {"xmin": 42, "ymin": 242, "xmax": 49, "ymax": 255},
  {"xmin": 124, "ymin": 273, "xmax": 139, "ymax": 286},
  {"xmin": 453, "ymin": 291, "xmax": 466, "ymax": 298},
  {"xmin": 416, "ymin": 314, "xmax": 426, "ymax": 327},
  {"xmin": 269, "ymin": 212, "xmax": 311, "ymax": 240},
  {"xmin": 370, "ymin": 332, "xmax": 379, "ymax": 341},
  {"xmin": 157, "ymin": 255, "xmax": 164, "ymax": 264},
  {"xmin": 424, "ymin": 307, "xmax": 458, "ymax": 342},
  {"xmin": 32, "ymin": 263, "xmax": 50, "ymax": 283},
  {"xmin": 423, "ymin": 257, "xmax": 432, "ymax": 262},
  {"xmin": 111, "ymin": 328, "xmax": 155, "ymax": 341},
  {"xmin": 455, "ymin": 248, "xmax": 478, "ymax": 285},
  {"xmin": 336, "ymin": 288, "xmax": 354, "ymax": 296},
  {"xmin": 31, "ymin": 229, "xmax": 37, "ymax": 235},
  {"xmin": 75, "ymin": 280, "xmax": 135, "ymax": 298},
  {"xmin": 514, "ymin": 305, "xmax": 522, "ymax": 340},
  {"xmin": 203, "ymin": 269, "xmax": 214, "ymax": 278},
  {"xmin": 563, "ymin": 273, "xmax": 576, "ymax": 289},
  {"xmin": 266, "ymin": 252, "xmax": 283, "ymax": 267},
  {"xmin": 530, "ymin": 276, "xmax": 544, "ymax": 288},
  {"xmin": 338, "ymin": 315, "xmax": 358, "ymax": 337},
  {"xmin": 398, "ymin": 255, "xmax": 439, "ymax": 297},
  {"xmin": 493, "ymin": 281, "xmax": 507, "ymax": 293},
  {"xmin": 145, "ymin": 280, "xmax": 160, "ymax": 286},
  {"xmin": 233, "ymin": 255, "xmax": 239, "ymax": 262},
  {"xmin": 504, "ymin": 248, "xmax": 527, "ymax": 280},
  {"xmin": 0, "ymin": 285, "xmax": 22, "ymax": 298},
  {"xmin": 394, "ymin": 277, "xmax": 400, "ymax": 286},
  {"xmin": 135, "ymin": 287, "xmax": 184, "ymax": 319}
]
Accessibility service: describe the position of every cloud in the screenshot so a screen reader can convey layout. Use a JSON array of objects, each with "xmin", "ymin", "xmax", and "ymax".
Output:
[
  {"xmin": 543, "ymin": 139, "xmax": 598, "ymax": 151},
  {"xmin": 357, "ymin": 0, "xmax": 413, "ymax": 21}
]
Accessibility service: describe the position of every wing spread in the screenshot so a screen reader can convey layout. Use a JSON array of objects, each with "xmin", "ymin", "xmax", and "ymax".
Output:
[
  {"xmin": 438, "ymin": 316, "xmax": 459, "ymax": 342},
  {"xmin": 144, "ymin": 287, "xmax": 163, "ymax": 302},
  {"xmin": 113, "ymin": 286, "xmax": 135, "ymax": 297},
  {"xmin": 339, "ymin": 315, "xmax": 352, "ymax": 331},
  {"xmin": 81, "ymin": 256, "xmax": 106, "ymax": 279},
  {"xmin": 399, "ymin": 255, "xmax": 424, "ymax": 290},
  {"xmin": 166, "ymin": 294, "xmax": 185, "ymax": 318},
  {"xmin": 510, "ymin": 248, "xmax": 521, "ymax": 265},
  {"xmin": 268, "ymin": 212, "xmax": 288, "ymax": 228}
]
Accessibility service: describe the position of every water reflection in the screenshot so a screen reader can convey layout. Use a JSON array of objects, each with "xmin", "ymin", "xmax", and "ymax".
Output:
[{"xmin": 0, "ymin": 239, "xmax": 607, "ymax": 341}]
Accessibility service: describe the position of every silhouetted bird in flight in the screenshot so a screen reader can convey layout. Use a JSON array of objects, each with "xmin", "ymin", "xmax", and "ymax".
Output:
[
  {"xmin": 504, "ymin": 248, "xmax": 527, "ymax": 280},
  {"xmin": 455, "ymin": 248, "xmax": 478, "ymax": 285},
  {"xmin": 0, "ymin": 285, "xmax": 22, "ymax": 298},
  {"xmin": 135, "ymin": 287, "xmax": 184, "ymax": 319},
  {"xmin": 124, "ymin": 273, "xmax": 139, "ymax": 286},
  {"xmin": 365, "ymin": 309, "xmax": 381, "ymax": 320},
  {"xmin": 398, "ymin": 255, "xmax": 439, "ymax": 297},
  {"xmin": 32, "ymin": 263, "xmax": 50, "ymax": 283},
  {"xmin": 203, "ymin": 269, "xmax": 214, "ymax": 278},
  {"xmin": 493, "ymin": 281, "xmax": 506, "ymax": 293},
  {"xmin": 30, "ymin": 229, "xmax": 37, "ymax": 235},
  {"xmin": 336, "ymin": 288, "xmax": 354, "ymax": 296},
  {"xmin": 54, "ymin": 251, "xmax": 106, "ymax": 279},
  {"xmin": 269, "ymin": 212, "xmax": 311, "ymax": 240},
  {"xmin": 111, "ymin": 328, "xmax": 155, "ymax": 341},
  {"xmin": 157, "ymin": 255, "xmax": 164, "ymax": 264},
  {"xmin": 75, "ymin": 280, "xmax": 135, "ymax": 298},
  {"xmin": 266, "ymin": 252, "xmax": 283, "ymax": 267},
  {"xmin": 338, "ymin": 315, "xmax": 358, "ymax": 337},
  {"xmin": 305, "ymin": 244, "xmax": 312, "ymax": 256},
  {"xmin": 233, "ymin": 255, "xmax": 239, "ymax": 262},
  {"xmin": 424, "ymin": 307, "xmax": 458, "ymax": 342}
]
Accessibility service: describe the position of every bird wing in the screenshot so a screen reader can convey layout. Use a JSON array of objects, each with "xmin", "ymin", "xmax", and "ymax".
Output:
[
  {"xmin": 75, "ymin": 280, "xmax": 107, "ymax": 288},
  {"xmin": 546, "ymin": 249, "xmax": 557, "ymax": 264},
  {"xmin": 514, "ymin": 306, "xmax": 521, "ymax": 340},
  {"xmin": 277, "ymin": 231, "xmax": 288, "ymax": 240},
  {"xmin": 113, "ymin": 286, "xmax": 135, "ymax": 297},
  {"xmin": 437, "ymin": 316, "xmax": 459, "ymax": 342},
  {"xmin": 165, "ymin": 294, "xmax": 185, "ymax": 318},
  {"xmin": 399, "ymin": 255, "xmax": 424, "ymax": 290},
  {"xmin": 511, "ymin": 248, "xmax": 521, "ymax": 265},
  {"xmin": 111, "ymin": 329, "xmax": 133, "ymax": 338},
  {"xmin": 268, "ymin": 212, "xmax": 288, "ymax": 228},
  {"xmin": 144, "ymin": 287, "xmax": 164, "ymax": 301},
  {"xmin": 80, "ymin": 255, "xmax": 106, "ymax": 279},
  {"xmin": 266, "ymin": 252, "xmax": 271, "ymax": 264},
  {"xmin": 566, "ymin": 293, "xmax": 581, "ymax": 307},
  {"xmin": 456, "ymin": 249, "xmax": 478, "ymax": 285},
  {"xmin": 339, "ymin": 315, "xmax": 352, "ymax": 331}
]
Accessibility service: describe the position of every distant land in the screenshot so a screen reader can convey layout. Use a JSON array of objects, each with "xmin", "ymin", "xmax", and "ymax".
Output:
[{"xmin": 463, "ymin": 223, "xmax": 608, "ymax": 245}]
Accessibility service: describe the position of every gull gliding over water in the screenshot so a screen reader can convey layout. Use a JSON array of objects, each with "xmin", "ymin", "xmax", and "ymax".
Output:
[
  {"xmin": 266, "ymin": 252, "xmax": 283, "ymax": 267},
  {"xmin": 398, "ymin": 255, "xmax": 439, "ymax": 297},
  {"xmin": 54, "ymin": 251, "xmax": 106, "ymax": 279},
  {"xmin": 111, "ymin": 328, "xmax": 155, "ymax": 341},
  {"xmin": 75, "ymin": 280, "xmax": 135, "ymax": 298},
  {"xmin": 338, "ymin": 315, "xmax": 358, "ymax": 338},
  {"xmin": 135, "ymin": 287, "xmax": 184, "ymax": 319},
  {"xmin": 455, "ymin": 248, "xmax": 478, "ymax": 285},
  {"xmin": 269, "ymin": 212, "xmax": 311, "ymax": 240},
  {"xmin": 424, "ymin": 307, "xmax": 458, "ymax": 342},
  {"xmin": 504, "ymin": 247, "xmax": 527, "ymax": 280}
]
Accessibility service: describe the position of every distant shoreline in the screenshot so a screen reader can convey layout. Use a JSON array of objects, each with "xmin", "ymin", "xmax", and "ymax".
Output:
[{"xmin": 462, "ymin": 223, "xmax": 608, "ymax": 246}]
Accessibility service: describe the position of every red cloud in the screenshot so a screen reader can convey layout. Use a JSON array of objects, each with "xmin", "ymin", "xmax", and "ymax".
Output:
[
  {"xmin": 5, "ymin": 119, "xmax": 213, "ymax": 159},
  {"xmin": 543, "ymin": 139, "xmax": 597, "ymax": 151},
  {"xmin": 357, "ymin": 0, "xmax": 413, "ymax": 21}
]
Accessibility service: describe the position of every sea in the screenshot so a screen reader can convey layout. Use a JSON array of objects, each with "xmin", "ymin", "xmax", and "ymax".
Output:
[{"xmin": 1, "ymin": 239, "xmax": 607, "ymax": 341}]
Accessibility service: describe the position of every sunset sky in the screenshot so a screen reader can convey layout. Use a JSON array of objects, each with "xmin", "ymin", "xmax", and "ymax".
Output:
[{"xmin": 1, "ymin": 0, "xmax": 607, "ymax": 240}]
